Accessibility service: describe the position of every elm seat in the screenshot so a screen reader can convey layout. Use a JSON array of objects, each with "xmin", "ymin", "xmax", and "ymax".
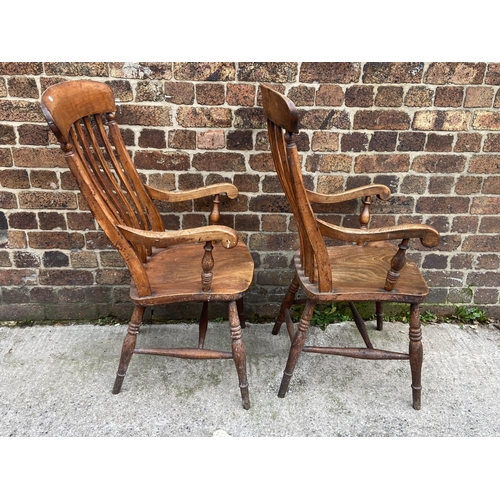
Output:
[
  {"xmin": 41, "ymin": 80, "xmax": 254, "ymax": 409},
  {"xmin": 261, "ymin": 83, "xmax": 440, "ymax": 410}
]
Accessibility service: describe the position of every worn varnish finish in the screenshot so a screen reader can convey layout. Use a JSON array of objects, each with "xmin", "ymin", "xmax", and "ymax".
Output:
[
  {"xmin": 41, "ymin": 80, "xmax": 254, "ymax": 409},
  {"xmin": 261, "ymin": 84, "xmax": 440, "ymax": 410}
]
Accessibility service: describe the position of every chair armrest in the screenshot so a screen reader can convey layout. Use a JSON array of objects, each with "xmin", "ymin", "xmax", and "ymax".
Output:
[
  {"xmin": 306, "ymin": 184, "xmax": 391, "ymax": 204},
  {"xmin": 316, "ymin": 219, "xmax": 440, "ymax": 248},
  {"xmin": 117, "ymin": 224, "xmax": 239, "ymax": 249},
  {"xmin": 146, "ymin": 183, "xmax": 239, "ymax": 203}
]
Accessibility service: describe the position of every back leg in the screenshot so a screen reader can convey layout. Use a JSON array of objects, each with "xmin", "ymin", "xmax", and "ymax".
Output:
[
  {"xmin": 376, "ymin": 302, "xmax": 384, "ymax": 331},
  {"xmin": 272, "ymin": 273, "xmax": 299, "ymax": 335},
  {"xmin": 409, "ymin": 303, "xmax": 423, "ymax": 410},
  {"xmin": 112, "ymin": 305, "xmax": 145, "ymax": 394}
]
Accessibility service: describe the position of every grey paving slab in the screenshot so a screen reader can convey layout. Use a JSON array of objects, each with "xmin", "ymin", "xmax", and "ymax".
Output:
[{"xmin": 1, "ymin": 320, "xmax": 499, "ymax": 437}]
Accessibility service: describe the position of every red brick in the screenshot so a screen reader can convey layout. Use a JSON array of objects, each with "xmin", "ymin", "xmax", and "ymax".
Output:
[
  {"xmin": 0, "ymin": 169, "xmax": 29, "ymax": 188},
  {"xmin": 0, "ymin": 100, "xmax": 45, "ymax": 122},
  {"xmin": 479, "ymin": 216, "xmax": 500, "ymax": 233},
  {"xmin": 354, "ymin": 154, "xmax": 410, "ymax": 173},
  {"xmin": 116, "ymin": 104, "xmax": 172, "ymax": 127},
  {"xmin": 470, "ymin": 197, "xmax": 500, "ymax": 214},
  {"xmin": 428, "ymin": 176, "xmax": 454, "ymax": 194},
  {"xmin": 134, "ymin": 151, "xmax": 190, "ymax": 171},
  {"xmin": 0, "ymin": 62, "xmax": 43, "ymax": 75},
  {"xmin": 177, "ymin": 107, "xmax": 232, "ymax": 128},
  {"xmin": 18, "ymin": 192, "xmax": 77, "ymax": 210},
  {"xmin": 305, "ymin": 154, "xmax": 351, "ymax": 173},
  {"xmin": 345, "ymin": 85, "xmax": 374, "ymax": 107},
  {"xmin": 0, "ymin": 269, "xmax": 37, "ymax": 286},
  {"xmin": 28, "ymin": 232, "xmax": 84, "ymax": 249},
  {"xmin": 30, "ymin": 170, "xmax": 59, "ymax": 189},
  {"xmin": 249, "ymin": 153, "xmax": 275, "ymax": 172},
  {"xmin": 311, "ymin": 132, "xmax": 339, "ymax": 152},
  {"xmin": 455, "ymin": 176, "xmax": 483, "ymax": 195},
  {"xmin": 315, "ymin": 85, "xmax": 344, "ymax": 106},
  {"xmin": 192, "ymin": 152, "xmax": 245, "ymax": 172},
  {"xmin": 13, "ymin": 147, "xmax": 66, "ymax": 168},
  {"xmin": 234, "ymin": 108, "xmax": 265, "ymax": 129},
  {"xmin": 404, "ymin": 86, "xmax": 433, "ymax": 107},
  {"xmin": 7, "ymin": 76, "xmax": 39, "ymax": 98},
  {"xmin": 135, "ymin": 81, "xmax": 166, "ymax": 102},
  {"xmin": 287, "ymin": 86, "xmax": 315, "ymax": 106},
  {"xmin": 227, "ymin": 130, "xmax": 253, "ymax": 150},
  {"xmin": 486, "ymin": 64, "xmax": 500, "ymax": 85},
  {"xmin": 341, "ymin": 132, "xmax": 368, "ymax": 152},
  {"xmin": 482, "ymin": 177, "xmax": 500, "ymax": 194},
  {"xmin": 300, "ymin": 109, "xmax": 350, "ymax": 130},
  {"xmin": 397, "ymin": 132, "xmax": 426, "ymax": 151},
  {"xmin": 226, "ymin": 84, "xmax": 255, "ymax": 106},
  {"xmin": 413, "ymin": 110, "xmax": 471, "ymax": 131},
  {"xmin": 196, "ymin": 83, "xmax": 225, "ymax": 105},
  {"xmin": 375, "ymin": 86, "xmax": 404, "ymax": 107},
  {"xmin": 425, "ymin": 133, "xmax": 453, "ymax": 152},
  {"xmin": 9, "ymin": 212, "xmax": 37, "ymax": 229},
  {"xmin": 0, "ymin": 124, "xmax": 16, "ymax": 145},
  {"xmin": 416, "ymin": 196, "xmax": 470, "ymax": 214},
  {"xmin": 168, "ymin": 130, "xmax": 196, "ymax": 150},
  {"xmin": 469, "ymin": 155, "xmax": 500, "ymax": 173},
  {"xmin": 465, "ymin": 87, "xmax": 494, "ymax": 107},
  {"xmin": 174, "ymin": 62, "xmax": 236, "ymax": 81},
  {"xmin": 412, "ymin": 154, "xmax": 466, "ymax": 173},
  {"xmin": 164, "ymin": 82, "xmax": 195, "ymax": 105},
  {"xmin": 109, "ymin": 62, "xmax": 172, "ymax": 80},
  {"xmin": 424, "ymin": 63, "xmax": 486, "ymax": 84},
  {"xmin": 45, "ymin": 62, "xmax": 108, "ymax": 77},
  {"xmin": 472, "ymin": 111, "xmax": 500, "ymax": 130},
  {"xmin": 434, "ymin": 86, "xmax": 464, "ymax": 107},
  {"xmin": 369, "ymin": 132, "xmax": 397, "ymax": 152},
  {"xmin": 198, "ymin": 130, "xmax": 225, "ymax": 149},
  {"xmin": 353, "ymin": 110, "xmax": 410, "ymax": 130},
  {"xmin": 363, "ymin": 63, "xmax": 424, "ymax": 83},
  {"xmin": 39, "ymin": 269, "xmax": 94, "ymax": 286},
  {"xmin": 454, "ymin": 133, "xmax": 482, "ymax": 152},
  {"xmin": 18, "ymin": 124, "xmax": 51, "ymax": 146},
  {"xmin": 138, "ymin": 129, "xmax": 166, "ymax": 149},
  {"xmin": 300, "ymin": 63, "xmax": 360, "ymax": 83}
]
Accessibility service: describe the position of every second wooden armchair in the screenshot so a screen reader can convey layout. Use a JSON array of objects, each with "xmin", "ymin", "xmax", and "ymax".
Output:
[
  {"xmin": 41, "ymin": 80, "xmax": 254, "ymax": 409},
  {"xmin": 261, "ymin": 84, "xmax": 440, "ymax": 410}
]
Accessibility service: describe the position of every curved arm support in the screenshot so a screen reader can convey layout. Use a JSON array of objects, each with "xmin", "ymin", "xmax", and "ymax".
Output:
[
  {"xmin": 146, "ymin": 183, "xmax": 239, "ymax": 203},
  {"xmin": 117, "ymin": 224, "xmax": 239, "ymax": 249},
  {"xmin": 306, "ymin": 184, "xmax": 391, "ymax": 205},
  {"xmin": 316, "ymin": 219, "xmax": 440, "ymax": 248}
]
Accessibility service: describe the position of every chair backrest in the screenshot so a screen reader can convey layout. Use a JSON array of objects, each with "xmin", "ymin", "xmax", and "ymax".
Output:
[
  {"xmin": 261, "ymin": 84, "xmax": 333, "ymax": 292},
  {"xmin": 41, "ymin": 80, "xmax": 164, "ymax": 297}
]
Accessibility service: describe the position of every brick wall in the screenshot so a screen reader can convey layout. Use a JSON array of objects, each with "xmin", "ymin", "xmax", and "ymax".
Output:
[{"xmin": 0, "ymin": 62, "xmax": 499, "ymax": 322}]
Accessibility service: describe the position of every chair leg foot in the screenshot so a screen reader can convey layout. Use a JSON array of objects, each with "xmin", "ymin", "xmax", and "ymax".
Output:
[
  {"xmin": 412, "ymin": 386, "xmax": 421, "ymax": 410},
  {"xmin": 240, "ymin": 383, "xmax": 251, "ymax": 410},
  {"xmin": 112, "ymin": 305, "xmax": 145, "ymax": 395},
  {"xmin": 278, "ymin": 372, "xmax": 293, "ymax": 398}
]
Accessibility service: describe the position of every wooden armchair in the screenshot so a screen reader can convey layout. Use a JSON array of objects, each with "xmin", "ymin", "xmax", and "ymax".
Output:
[
  {"xmin": 41, "ymin": 80, "xmax": 254, "ymax": 409},
  {"xmin": 260, "ymin": 84, "xmax": 440, "ymax": 409}
]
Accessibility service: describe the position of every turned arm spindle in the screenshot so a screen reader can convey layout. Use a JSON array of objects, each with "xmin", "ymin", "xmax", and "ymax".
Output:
[{"xmin": 384, "ymin": 238, "xmax": 409, "ymax": 291}]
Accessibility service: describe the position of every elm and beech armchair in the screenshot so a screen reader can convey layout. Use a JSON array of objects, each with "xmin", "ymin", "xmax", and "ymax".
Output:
[
  {"xmin": 41, "ymin": 80, "xmax": 254, "ymax": 409},
  {"xmin": 260, "ymin": 84, "xmax": 440, "ymax": 409}
]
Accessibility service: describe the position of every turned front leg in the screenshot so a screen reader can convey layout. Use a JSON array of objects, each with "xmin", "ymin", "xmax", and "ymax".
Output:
[
  {"xmin": 409, "ymin": 303, "xmax": 423, "ymax": 410},
  {"xmin": 112, "ymin": 305, "xmax": 145, "ymax": 394},
  {"xmin": 229, "ymin": 300, "xmax": 250, "ymax": 409},
  {"xmin": 278, "ymin": 299, "xmax": 315, "ymax": 398}
]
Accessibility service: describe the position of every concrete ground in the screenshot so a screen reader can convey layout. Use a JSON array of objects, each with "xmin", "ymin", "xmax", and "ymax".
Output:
[{"xmin": 1, "ymin": 318, "xmax": 500, "ymax": 437}]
